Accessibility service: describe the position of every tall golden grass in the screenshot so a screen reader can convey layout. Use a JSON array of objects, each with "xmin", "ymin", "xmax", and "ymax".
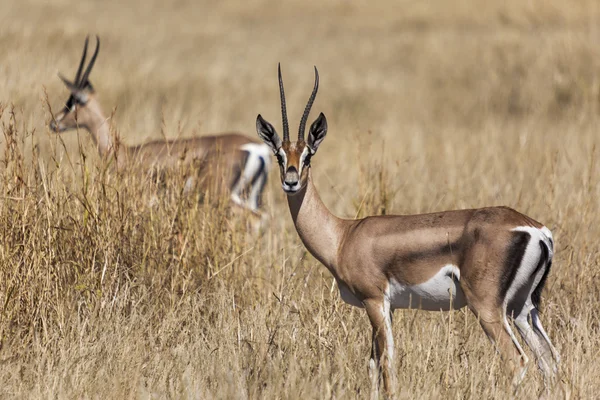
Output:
[{"xmin": 1, "ymin": 0, "xmax": 599, "ymax": 397}]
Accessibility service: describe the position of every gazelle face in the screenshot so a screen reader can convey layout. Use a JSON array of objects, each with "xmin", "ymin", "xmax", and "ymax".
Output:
[
  {"xmin": 256, "ymin": 65, "xmax": 327, "ymax": 196},
  {"xmin": 49, "ymin": 35, "xmax": 100, "ymax": 134},
  {"xmin": 50, "ymin": 86, "xmax": 94, "ymax": 133},
  {"xmin": 257, "ymin": 115, "xmax": 327, "ymax": 195},
  {"xmin": 277, "ymin": 141, "xmax": 311, "ymax": 193}
]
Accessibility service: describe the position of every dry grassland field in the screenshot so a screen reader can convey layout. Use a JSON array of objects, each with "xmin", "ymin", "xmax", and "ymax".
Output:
[{"xmin": 1, "ymin": 0, "xmax": 600, "ymax": 398}]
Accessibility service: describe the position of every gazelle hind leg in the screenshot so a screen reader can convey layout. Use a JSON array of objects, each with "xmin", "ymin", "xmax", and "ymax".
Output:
[
  {"xmin": 513, "ymin": 306, "xmax": 556, "ymax": 378},
  {"xmin": 502, "ymin": 313, "xmax": 530, "ymax": 386},
  {"xmin": 481, "ymin": 316, "xmax": 529, "ymax": 386},
  {"xmin": 530, "ymin": 309, "xmax": 560, "ymax": 366},
  {"xmin": 230, "ymin": 174, "xmax": 249, "ymax": 208}
]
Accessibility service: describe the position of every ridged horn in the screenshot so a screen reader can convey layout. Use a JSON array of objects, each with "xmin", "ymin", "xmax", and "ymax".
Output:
[
  {"xmin": 278, "ymin": 63, "xmax": 290, "ymax": 142},
  {"xmin": 298, "ymin": 66, "xmax": 319, "ymax": 142}
]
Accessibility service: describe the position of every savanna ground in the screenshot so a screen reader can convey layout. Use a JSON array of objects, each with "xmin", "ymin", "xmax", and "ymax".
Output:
[{"xmin": 1, "ymin": 0, "xmax": 600, "ymax": 398}]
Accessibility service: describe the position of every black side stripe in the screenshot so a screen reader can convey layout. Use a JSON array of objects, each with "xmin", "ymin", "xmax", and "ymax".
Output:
[
  {"xmin": 401, "ymin": 240, "xmax": 462, "ymax": 264},
  {"xmin": 498, "ymin": 231, "xmax": 531, "ymax": 304}
]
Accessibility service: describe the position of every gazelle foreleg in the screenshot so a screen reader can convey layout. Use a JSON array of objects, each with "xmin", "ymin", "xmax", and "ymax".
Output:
[{"xmin": 365, "ymin": 299, "xmax": 396, "ymax": 398}]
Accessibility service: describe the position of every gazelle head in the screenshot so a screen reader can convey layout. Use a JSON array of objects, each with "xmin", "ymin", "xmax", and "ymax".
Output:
[
  {"xmin": 50, "ymin": 36, "xmax": 100, "ymax": 133},
  {"xmin": 256, "ymin": 65, "xmax": 328, "ymax": 195}
]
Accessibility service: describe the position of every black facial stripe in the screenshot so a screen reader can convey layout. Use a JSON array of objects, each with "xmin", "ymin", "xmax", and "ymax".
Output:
[
  {"xmin": 65, "ymin": 95, "xmax": 76, "ymax": 110},
  {"xmin": 303, "ymin": 152, "xmax": 312, "ymax": 166},
  {"xmin": 275, "ymin": 152, "xmax": 284, "ymax": 165}
]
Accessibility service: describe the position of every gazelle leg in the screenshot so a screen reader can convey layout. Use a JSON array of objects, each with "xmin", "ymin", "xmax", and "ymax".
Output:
[
  {"xmin": 364, "ymin": 299, "xmax": 395, "ymax": 398},
  {"xmin": 530, "ymin": 309, "xmax": 560, "ymax": 366},
  {"xmin": 480, "ymin": 317, "xmax": 528, "ymax": 376},
  {"xmin": 512, "ymin": 306, "xmax": 556, "ymax": 380},
  {"xmin": 462, "ymin": 283, "xmax": 527, "ymax": 378},
  {"xmin": 369, "ymin": 328, "xmax": 380, "ymax": 400},
  {"xmin": 230, "ymin": 175, "xmax": 247, "ymax": 208}
]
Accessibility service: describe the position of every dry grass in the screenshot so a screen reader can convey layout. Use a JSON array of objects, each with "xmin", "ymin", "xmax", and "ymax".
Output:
[{"xmin": 1, "ymin": 0, "xmax": 600, "ymax": 398}]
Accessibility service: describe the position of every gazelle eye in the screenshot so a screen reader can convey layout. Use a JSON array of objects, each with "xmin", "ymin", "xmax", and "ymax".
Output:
[{"xmin": 276, "ymin": 153, "xmax": 284, "ymax": 165}]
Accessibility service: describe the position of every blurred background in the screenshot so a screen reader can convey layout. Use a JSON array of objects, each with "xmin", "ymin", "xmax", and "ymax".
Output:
[
  {"xmin": 2, "ymin": 0, "xmax": 600, "ymax": 214},
  {"xmin": 1, "ymin": 0, "xmax": 600, "ymax": 398}
]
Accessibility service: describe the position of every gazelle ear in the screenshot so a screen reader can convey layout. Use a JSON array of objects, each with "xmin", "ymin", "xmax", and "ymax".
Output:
[
  {"xmin": 256, "ymin": 114, "xmax": 282, "ymax": 153},
  {"xmin": 58, "ymin": 73, "xmax": 89, "ymax": 104},
  {"xmin": 58, "ymin": 73, "xmax": 79, "ymax": 93},
  {"xmin": 307, "ymin": 112, "xmax": 327, "ymax": 154}
]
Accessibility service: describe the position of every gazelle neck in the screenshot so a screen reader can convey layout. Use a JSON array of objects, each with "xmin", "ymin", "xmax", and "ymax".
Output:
[
  {"xmin": 83, "ymin": 100, "xmax": 114, "ymax": 158},
  {"xmin": 287, "ymin": 169, "xmax": 347, "ymax": 275}
]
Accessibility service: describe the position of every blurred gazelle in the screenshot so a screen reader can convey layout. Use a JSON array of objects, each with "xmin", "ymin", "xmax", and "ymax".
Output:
[
  {"xmin": 255, "ymin": 65, "xmax": 559, "ymax": 396},
  {"xmin": 50, "ymin": 36, "xmax": 271, "ymax": 214}
]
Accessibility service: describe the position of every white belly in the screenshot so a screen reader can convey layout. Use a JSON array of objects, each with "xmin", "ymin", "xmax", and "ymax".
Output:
[{"xmin": 387, "ymin": 265, "xmax": 467, "ymax": 311}]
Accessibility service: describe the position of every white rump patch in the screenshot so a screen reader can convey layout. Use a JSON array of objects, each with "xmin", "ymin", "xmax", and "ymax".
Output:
[
  {"xmin": 539, "ymin": 226, "xmax": 553, "ymax": 242},
  {"xmin": 504, "ymin": 226, "xmax": 553, "ymax": 310},
  {"xmin": 240, "ymin": 142, "xmax": 272, "ymax": 162},
  {"xmin": 232, "ymin": 143, "xmax": 271, "ymax": 211},
  {"xmin": 387, "ymin": 265, "xmax": 467, "ymax": 311},
  {"xmin": 539, "ymin": 226, "xmax": 554, "ymax": 256}
]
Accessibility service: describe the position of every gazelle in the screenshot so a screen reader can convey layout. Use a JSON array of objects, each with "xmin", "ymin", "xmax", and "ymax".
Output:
[
  {"xmin": 255, "ymin": 65, "xmax": 560, "ymax": 395},
  {"xmin": 50, "ymin": 36, "xmax": 271, "ymax": 214}
]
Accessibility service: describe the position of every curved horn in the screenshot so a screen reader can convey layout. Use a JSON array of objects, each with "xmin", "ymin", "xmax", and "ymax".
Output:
[
  {"xmin": 298, "ymin": 66, "xmax": 319, "ymax": 142},
  {"xmin": 278, "ymin": 63, "xmax": 290, "ymax": 142},
  {"xmin": 80, "ymin": 35, "xmax": 100, "ymax": 87},
  {"xmin": 74, "ymin": 36, "xmax": 89, "ymax": 86}
]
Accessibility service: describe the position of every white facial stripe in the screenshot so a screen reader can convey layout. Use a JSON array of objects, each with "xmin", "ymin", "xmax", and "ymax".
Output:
[
  {"xmin": 298, "ymin": 147, "xmax": 310, "ymax": 175},
  {"xmin": 277, "ymin": 148, "xmax": 287, "ymax": 167}
]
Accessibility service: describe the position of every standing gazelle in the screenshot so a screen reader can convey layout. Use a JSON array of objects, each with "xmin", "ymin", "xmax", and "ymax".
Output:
[
  {"xmin": 50, "ymin": 36, "xmax": 270, "ymax": 214},
  {"xmin": 255, "ymin": 65, "xmax": 560, "ymax": 395}
]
